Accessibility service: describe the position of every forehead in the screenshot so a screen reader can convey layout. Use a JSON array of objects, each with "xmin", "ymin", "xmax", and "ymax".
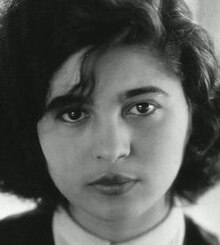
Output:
[
  {"xmin": 46, "ymin": 45, "xmax": 180, "ymax": 104},
  {"xmin": 47, "ymin": 48, "xmax": 88, "ymax": 102}
]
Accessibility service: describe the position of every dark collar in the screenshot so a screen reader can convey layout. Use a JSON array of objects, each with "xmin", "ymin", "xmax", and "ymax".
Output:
[
  {"xmin": 0, "ymin": 208, "xmax": 219, "ymax": 245},
  {"xmin": 184, "ymin": 216, "xmax": 219, "ymax": 245},
  {"xmin": 0, "ymin": 207, "xmax": 54, "ymax": 245}
]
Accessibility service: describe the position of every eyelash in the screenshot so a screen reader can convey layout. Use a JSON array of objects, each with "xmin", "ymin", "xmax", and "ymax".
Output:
[
  {"xmin": 56, "ymin": 101, "xmax": 159, "ymax": 124},
  {"xmin": 56, "ymin": 107, "xmax": 90, "ymax": 124},
  {"xmin": 125, "ymin": 101, "xmax": 159, "ymax": 117}
]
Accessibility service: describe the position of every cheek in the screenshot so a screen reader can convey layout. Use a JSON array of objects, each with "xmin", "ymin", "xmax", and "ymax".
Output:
[
  {"xmin": 37, "ymin": 123, "xmax": 89, "ymax": 190},
  {"xmin": 134, "ymin": 110, "xmax": 190, "ymax": 187}
]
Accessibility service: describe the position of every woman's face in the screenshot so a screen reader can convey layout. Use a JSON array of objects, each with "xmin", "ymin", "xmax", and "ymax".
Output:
[{"xmin": 37, "ymin": 46, "xmax": 191, "ymax": 241}]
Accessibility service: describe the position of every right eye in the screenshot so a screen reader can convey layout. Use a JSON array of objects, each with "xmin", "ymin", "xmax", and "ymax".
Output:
[{"xmin": 58, "ymin": 108, "xmax": 89, "ymax": 124}]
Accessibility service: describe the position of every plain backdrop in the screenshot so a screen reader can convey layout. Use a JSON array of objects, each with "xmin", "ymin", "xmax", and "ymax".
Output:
[{"xmin": 0, "ymin": 0, "xmax": 220, "ymax": 237}]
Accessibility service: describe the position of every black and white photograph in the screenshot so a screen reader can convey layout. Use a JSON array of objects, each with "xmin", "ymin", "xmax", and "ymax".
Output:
[{"xmin": 0, "ymin": 0, "xmax": 220, "ymax": 244}]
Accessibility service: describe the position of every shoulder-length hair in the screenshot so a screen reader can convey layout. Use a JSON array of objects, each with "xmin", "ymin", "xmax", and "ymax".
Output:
[{"xmin": 0, "ymin": 0, "xmax": 219, "ymax": 209}]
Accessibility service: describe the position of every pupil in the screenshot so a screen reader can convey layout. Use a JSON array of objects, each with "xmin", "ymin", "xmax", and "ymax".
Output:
[
  {"xmin": 137, "ymin": 103, "xmax": 149, "ymax": 113},
  {"xmin": 69, "ymin": 110, "xmax": 81, "ymax": 120}
]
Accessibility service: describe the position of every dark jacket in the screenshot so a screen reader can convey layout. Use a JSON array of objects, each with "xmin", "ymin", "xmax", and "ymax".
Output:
[{"xmin": 0, "ymin": 208, "xmax": 219, "ymax": 245}]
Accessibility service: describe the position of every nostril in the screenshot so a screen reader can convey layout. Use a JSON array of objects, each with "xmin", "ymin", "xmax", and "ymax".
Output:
[
  {"xmin": 92, "ymin": 125, "xmax": 131, "ymax": 163},
  {"xmin": 118, "ymin": 152, "xmax": 129, "ymax": 159},
  {"xmin": 93, "ymin": 147, "xmax": 130, "ymax": 163}
]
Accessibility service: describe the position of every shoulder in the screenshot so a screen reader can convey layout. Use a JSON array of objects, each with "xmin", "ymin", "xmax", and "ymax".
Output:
[
  {"xmin": 0, "ymin": 207, "xmax": 54, "ymax": 245},
  {"xmin": 184, "ymin": 216, "xmax": 220, "ymax": 245}
]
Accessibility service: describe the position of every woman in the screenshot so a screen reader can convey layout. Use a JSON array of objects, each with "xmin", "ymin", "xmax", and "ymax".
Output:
[{"xmin": 0, "ymin": 0, "xmax": 220, "ymax": 244}]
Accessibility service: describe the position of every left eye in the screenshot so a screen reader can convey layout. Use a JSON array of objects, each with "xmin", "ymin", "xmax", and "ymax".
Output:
[
  {"xmin": 58, "ymin": 109, "xmax": 89, "ymax": 123},
  {"xmin": 127, "ymin": 102, "xmax": 157, "ymax": 116}
]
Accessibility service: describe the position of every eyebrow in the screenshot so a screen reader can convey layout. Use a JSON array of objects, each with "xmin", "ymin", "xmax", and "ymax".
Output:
[
  {"xmin": 120, "ymin": 86, "xmax": 169, "ymax": 101},
  {"xmin": 46, "ymin": 86, "xmax": 169, "ymax": 111},
  {"xmin": 46, "ymin": 94, "xmax": 91, "ymax": 111}
]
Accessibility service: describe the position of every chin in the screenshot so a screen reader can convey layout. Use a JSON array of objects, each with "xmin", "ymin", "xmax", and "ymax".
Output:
[{"xmin": 93, "ymin": 201, "xmax": 144, "ymax": 222}]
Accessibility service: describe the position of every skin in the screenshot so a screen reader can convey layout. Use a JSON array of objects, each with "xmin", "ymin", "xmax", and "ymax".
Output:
[{"xmin": 37, "ymin": 45, "xmax": 191, "ymax": 242}]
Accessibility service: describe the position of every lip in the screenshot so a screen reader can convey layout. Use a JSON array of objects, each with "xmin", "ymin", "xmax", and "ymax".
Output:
[{"xmin": 88, "ymin": 174, "xmax": 138, "ymax": 196}]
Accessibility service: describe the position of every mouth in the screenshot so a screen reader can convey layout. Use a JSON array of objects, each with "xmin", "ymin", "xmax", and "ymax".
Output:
[{"xmin": 88, "ymin": 174, "xmax": 139, "ymax": 196}]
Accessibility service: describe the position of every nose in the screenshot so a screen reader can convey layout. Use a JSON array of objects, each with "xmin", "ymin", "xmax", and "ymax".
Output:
[{"xmin": 92, "ymin": 119, "xmax": 131, "ymax": 164}]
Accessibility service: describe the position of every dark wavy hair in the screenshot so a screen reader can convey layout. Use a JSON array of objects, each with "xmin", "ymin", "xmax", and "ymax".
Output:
[{"xmin": 0, "ymin": 0, "xmax": 219, "ymax": 210}]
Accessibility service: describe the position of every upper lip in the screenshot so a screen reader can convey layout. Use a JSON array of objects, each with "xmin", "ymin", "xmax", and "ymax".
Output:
[{"xmin": 88, "ymin": 174, "xmax": 137, "ymax": 186}]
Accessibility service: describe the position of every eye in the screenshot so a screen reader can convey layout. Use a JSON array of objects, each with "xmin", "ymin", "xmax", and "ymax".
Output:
[
  {"xmin": 126, "ymin": 101, "xmax": 158, "ymax": 116},
  {"xmin": 58, "ymin": 108, "xmax": 89, "ymax": 124}
]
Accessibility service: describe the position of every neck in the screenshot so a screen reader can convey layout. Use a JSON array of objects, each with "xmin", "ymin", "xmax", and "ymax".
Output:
[{"xmin": 68, "ymin": 198, "xmax": 170, "ymax": 243}]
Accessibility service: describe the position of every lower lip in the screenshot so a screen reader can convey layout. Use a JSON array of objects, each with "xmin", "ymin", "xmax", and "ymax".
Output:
[{"xmin": 89, "ymin": 181, "xmax": 137, "ymax": 196}]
